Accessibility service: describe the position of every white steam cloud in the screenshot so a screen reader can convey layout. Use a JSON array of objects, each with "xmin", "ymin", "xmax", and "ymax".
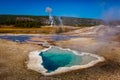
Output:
[
  {"xmin": 45, "ymin": 7, "xmax": 52, "ymax": 13},
  {"xmin": 103, "ymin": 7, "xmax": 120, "ymax": 21},
  {"xmin": 45, "ymin": 6, "xmax": 54, "ymax": 26}
]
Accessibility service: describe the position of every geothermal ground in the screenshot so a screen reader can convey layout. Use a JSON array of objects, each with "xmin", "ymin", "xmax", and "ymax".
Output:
[{"xmin": 0, "ymin": 25, "xmax": 120, "ymax": 80}]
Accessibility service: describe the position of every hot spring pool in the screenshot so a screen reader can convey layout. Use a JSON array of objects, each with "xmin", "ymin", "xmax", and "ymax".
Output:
[
  {"xmin": 27, "ymin": 46, "xmax": 105, "ymax": 76},
  {"xmin": 39, "ymin": 47, "xmax": 83, "ymax": 72}
]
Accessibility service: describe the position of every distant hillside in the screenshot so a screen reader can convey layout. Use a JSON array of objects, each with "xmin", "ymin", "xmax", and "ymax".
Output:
[
  {"xmin": 0, "ymin": 15, "xmax": 103, "ymax": 28},
  {"xmin": 54, "ymin": 16, "xmax": 103, "ymax": 27}
]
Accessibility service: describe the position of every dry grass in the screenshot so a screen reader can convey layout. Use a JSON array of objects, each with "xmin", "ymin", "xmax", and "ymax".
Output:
[{"xmin": 0, "ymin": 26, "xmax": 76, "ymax": 34}]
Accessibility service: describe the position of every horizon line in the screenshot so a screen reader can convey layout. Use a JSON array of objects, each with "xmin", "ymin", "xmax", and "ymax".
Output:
[{"xmin": 0, "ymin": 14, "xmax": 102, "ymax": 20}]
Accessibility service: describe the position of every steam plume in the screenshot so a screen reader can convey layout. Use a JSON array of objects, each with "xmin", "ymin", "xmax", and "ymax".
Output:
[{"xmin": 45, "ymin": 7, "xmax": 54, "ymax": 27}]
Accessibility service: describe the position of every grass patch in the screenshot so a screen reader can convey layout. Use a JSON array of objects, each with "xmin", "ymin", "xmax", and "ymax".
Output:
[{"xmin": 0, "ymin": 26, "xmax": 77, "ymax": 34}]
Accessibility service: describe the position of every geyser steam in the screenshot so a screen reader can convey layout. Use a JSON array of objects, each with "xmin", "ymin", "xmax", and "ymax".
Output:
[
  {"xmin": 45, "ymin": 7, "xmax": 54, "ymax": 27},
  {"xmin": 103, "ymin": 7, "xmax": 120, "ymax": 26},
  {"xmin": 58, "ymin": 16, "xmax": 63, "ymax": 27}
]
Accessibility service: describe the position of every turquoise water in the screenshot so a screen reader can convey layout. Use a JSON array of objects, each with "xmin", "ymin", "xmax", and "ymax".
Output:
[{"xmin": 39, "ymin": 47, "xmax": 82, "ymax": 72}]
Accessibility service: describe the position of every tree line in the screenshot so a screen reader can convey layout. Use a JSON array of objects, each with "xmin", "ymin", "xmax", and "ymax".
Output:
[{"xmin": 0, "ymin": 15, "xmax": 103, "ymax": 28}]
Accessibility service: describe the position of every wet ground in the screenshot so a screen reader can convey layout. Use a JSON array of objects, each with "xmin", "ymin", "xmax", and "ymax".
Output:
[{"xmin": 0, "ymin": 35, "xmax": 79, "ymax": 42}]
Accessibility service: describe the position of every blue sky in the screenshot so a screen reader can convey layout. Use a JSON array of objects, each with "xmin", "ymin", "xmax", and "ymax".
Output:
[{"xmin": 0, "ymin": 0, "xmax": 120, "ymax": 19}]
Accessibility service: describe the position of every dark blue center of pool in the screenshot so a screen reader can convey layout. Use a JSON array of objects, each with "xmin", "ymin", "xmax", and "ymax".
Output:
[{"xmin": 39, "ymin": 47, "xmax": 82, "ymax": 72}]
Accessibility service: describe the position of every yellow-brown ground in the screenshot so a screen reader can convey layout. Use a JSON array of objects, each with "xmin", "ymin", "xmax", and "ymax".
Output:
[{"xmin": 0, "ymin": 40, "xmax": 44, "ymax": 80}]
